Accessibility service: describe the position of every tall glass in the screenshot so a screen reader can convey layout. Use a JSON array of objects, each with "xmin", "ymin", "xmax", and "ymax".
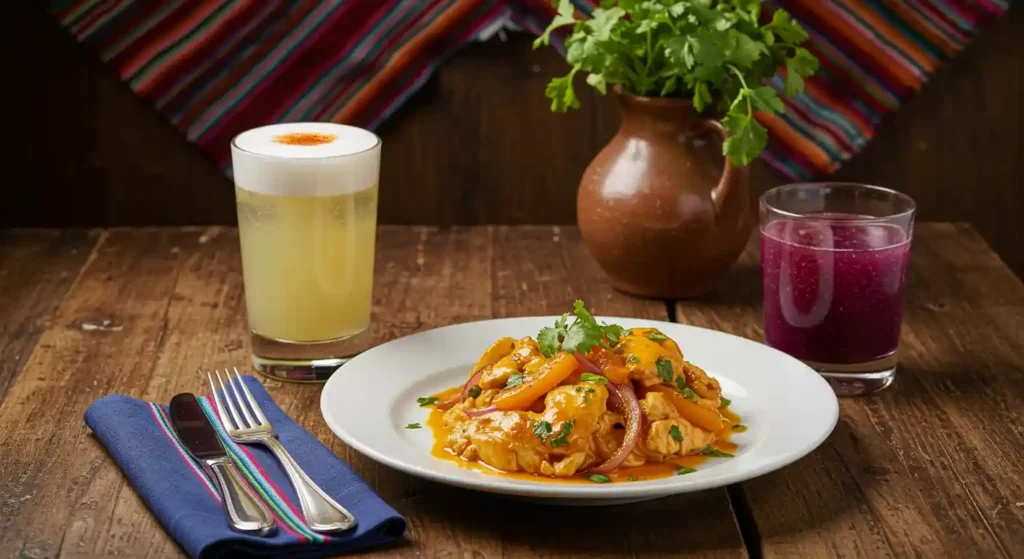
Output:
[
  {"xmin": 231, "ymin": 123, "xmax": 380, "ymax": 382},
  {"xmin": 759, "ymin": 183, "xmax": 915, "ymax": 396}
]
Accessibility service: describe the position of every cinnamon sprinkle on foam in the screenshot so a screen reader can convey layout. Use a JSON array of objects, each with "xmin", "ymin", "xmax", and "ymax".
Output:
[{"xmin": 272, "ymin": 132, "xmax": 337, "ymax": 146}]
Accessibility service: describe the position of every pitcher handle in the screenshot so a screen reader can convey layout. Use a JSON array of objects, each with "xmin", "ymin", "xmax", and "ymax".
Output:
[{"xmin": 694, "ymin": 118, "xmax": 740, "ymax": 219}]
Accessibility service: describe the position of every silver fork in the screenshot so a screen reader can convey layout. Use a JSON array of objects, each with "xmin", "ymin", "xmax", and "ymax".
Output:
[{"xmin": 207, "ymin": 368, "xmax": 357, "ymax": 533}]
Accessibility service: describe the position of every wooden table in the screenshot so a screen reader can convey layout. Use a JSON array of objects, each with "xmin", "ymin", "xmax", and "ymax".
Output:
[{"xmin": 1, "ymin": 224, "xmax": 1021, "ymax": 558}]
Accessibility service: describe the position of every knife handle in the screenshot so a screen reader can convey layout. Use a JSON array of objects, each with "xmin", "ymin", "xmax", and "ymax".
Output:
[{"xmin": 209, "ymin": 460, "xmax": 275, "ymax": 535}]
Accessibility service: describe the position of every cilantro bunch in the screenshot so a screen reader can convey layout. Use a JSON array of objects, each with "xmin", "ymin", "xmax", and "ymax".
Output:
[
  {"xmin": 539, "ymin": 300, "xmax": 625, "ymax": 357},
  {"xmin": 534, "ymin": 0, "xmax": 819, "ymax": 165}
]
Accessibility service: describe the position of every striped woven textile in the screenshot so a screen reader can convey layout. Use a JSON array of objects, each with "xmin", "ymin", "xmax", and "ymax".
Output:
[{"xmin": 48, "ymin": 0, "xmax": 1009, "ymax": 180}]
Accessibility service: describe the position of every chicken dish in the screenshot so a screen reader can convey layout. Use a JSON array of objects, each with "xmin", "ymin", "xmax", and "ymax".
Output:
[{"xmin": 421, "ymin": 302, "xmax": 741, "ymax": 483}]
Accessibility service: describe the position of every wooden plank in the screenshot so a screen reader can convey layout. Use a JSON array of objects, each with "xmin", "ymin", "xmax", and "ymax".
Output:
[
  {"xmin": 0, "ymin": 229, "xmax": 99, "ymax": 403},
  {"xmin": 675, "ymin": 223, "xmax": 1024, "ymax": 558}
]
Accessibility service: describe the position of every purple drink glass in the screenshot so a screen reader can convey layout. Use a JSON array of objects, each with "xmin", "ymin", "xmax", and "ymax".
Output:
[{"xmin": 760, "ymin": 183, "xmax": 915, "ymax": 396}]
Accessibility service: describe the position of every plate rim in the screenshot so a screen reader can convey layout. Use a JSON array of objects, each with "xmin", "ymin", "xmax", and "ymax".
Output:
[{"xmin": 320, "ymin": 316, "xmax": 839, "ymax": 500}]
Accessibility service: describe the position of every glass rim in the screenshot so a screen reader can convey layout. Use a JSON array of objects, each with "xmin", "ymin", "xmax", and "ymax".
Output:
[
  {"xmin": 760, "ymin": 182, "xmax": 916, "ymax": 223},
  {"xmin": 230, "ymin": 124, "xmax": 382, "ymax": 160}
]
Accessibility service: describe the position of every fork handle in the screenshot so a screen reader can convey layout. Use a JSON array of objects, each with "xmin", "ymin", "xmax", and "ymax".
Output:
[
  {"xmin": 263, "ymin": 437, "xmax": 357, "ymax": 532},
  {"xmin": 208, "ymin": 460, "xmax": 276, "ymax": 535}
]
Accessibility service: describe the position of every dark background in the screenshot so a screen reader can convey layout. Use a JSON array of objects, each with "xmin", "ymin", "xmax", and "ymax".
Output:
[{"xmin": 3, "ymin": 3, "xmax": 1022, "ymax": 275}]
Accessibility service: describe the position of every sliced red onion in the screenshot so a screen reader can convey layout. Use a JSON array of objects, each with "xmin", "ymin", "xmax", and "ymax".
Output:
[
  {"xmin": 461, "ymin": 367, "xmax": 486, "ymax": 402},
  {"xmin": 464, "ymin": 405, "xmax": 499, "ymax": 417},
  {"xmin": 574, "ymin": 351, "xmax": 601, "ymax": 374},
  {"xmin": 589, "ymin": 382, "xmax": 642, "ymax": 474}
]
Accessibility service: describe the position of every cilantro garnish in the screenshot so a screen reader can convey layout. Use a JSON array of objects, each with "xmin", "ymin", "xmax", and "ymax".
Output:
[
  {"xmin": 669, "ymin": 425, "xmax": 684, "ymax": 442},
  {"xmin": 674, "ymin": 466, "xmax": 697, "ymax": 475},
  {"xmin": 675, "ymin": 377, "xmax": 687, "ymax": 391},
  {"xmin": 506, "ymin": 374, "xmax": 525, "ymax": 388},
  {"xmin": 700, "ymin": 445, "xmax": 735, "ymax": 458},
  {"xmin": 588, "ymin": 473, "xmax": 611, "ymax": 483},
  {"xmin": 467, "ymin": 385, "xmax": 482, "ymax": 399},
  {"xmin": 731, "ymin": 424, "xmax": 746, "ymax": 431},
  {"xmin": 626, "ymin": 354, "xmax": 639, "ymax": 364},
  {"xmin": 538, "ymin": 301, "xmax": 623, "ymax": 357},
  {"xmin": 656, "ymin": 357, "xmax": 673, "ymax": 383},
  {"xmin": 647, "ymin": 331, "xmax": 668, "ymax": 342},
  {"xmin": 681, "ymin": 387, "xmax": 699, "ymax": 402},
  {"xmin": 720, "ymin": 396, "xmax": 732, "ymax": 407},
  {"xmin": 549, "ymin": 419, "xmax": 576, "ymax": 447},
  {"xmin": 416, "ymin": 396, "xmax": 438, "ymax": 407},
  {"xmin": 405, "ymin": 423, "xmax": 422, "ymax": 429},
  {"xmin": 580, "ymin": 373, "xmax": 608, "ymax": 385},
  {"xmin": 533, "ymin": 420, "xmax": 553, "ymax": 441}
]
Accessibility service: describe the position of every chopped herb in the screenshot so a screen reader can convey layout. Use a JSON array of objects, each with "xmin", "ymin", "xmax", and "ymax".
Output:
[
  {"xmin": 533, "ymin": 420, "xmax": 553, "ymax": 441},
  {"xmin": 549, "ymin": 419, "xmax": 575, "ymax": 447},
  {"xmin": 587, "ymin": 473, "xmax": 611, "ymax": 483},
  {"xmin": 669, "ymin": 425, "xmax": 684, "ymax": 442},
  {"xmin": 675, "ymin": 377, "xmax": 687, "ymax": 391},
  {"xmin": 585, "ymin": 387, "xmax": 596, "ymax": 394},
  {"xmin": 656, "ymin": 356, "xmax": 673, "ymax": 383},
  {"xmin": 731, "ymin": 424, "xmax": 746, "ymax": 431},
  {"xmin": 627, "ymin": 475, "xmax": 639, "ymax": 482},
  {"xmin": 506, "ymin": 373, "xmax": 525, "ymax": 388},
  {"xmin": 574, "ymin": 386, "xmax": 583, "ymax": 393},
  {"xmin": 647, "ymin": 331, "xmax": 668, "ymax": 342},
  {"xmin": 674, "ymin": 466, "xmax": 697, "ymax": 475},
  {"xmin": 700, "ymin": 445, "xmax": 735, "ymax": 458},
  {"xmin": 416, "ymin": 396, "xmax": 438, "ymax": 407},
  {"xmin": 537, "ymin": 326, "xmax": 561, "ymax": 358},
  {"xmin": 623, "ymin": 329, "xmax": 633, "ymax": 336},
  {"xmin": 537, "ymin": 301, "xmax": 623, "ymax": 357},
  {"xmin": 626, "ymin": 354, "xmax": 639, "ymax": 364},
  {"xmin": 580, "ymin": 373, "xmax": 608, "ymax": 384},
  {"xmin": 720, "ymin": 396, "xmax": 732, "ymax": 407},
  {"xmin": 467, "ymin": 385, "xmax": 482, "ymax": 399},
  {"xmin": 405, "ymin": 423, "xmax": 422, "ymax": 429},
  {"xmin": 601, "ymin": 323, "xmax": 625, "ymax": 345},
  {"xmin": 681, "ymin": 387, "xmax": 699, "ymax": 402}
]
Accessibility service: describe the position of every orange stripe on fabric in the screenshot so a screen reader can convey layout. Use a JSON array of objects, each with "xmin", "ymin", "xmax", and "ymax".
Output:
[
  {"xmin": 332, "ymin": 0, "xmax": 479, "ymax": 123},
  {"xmin": 796, "ymin": 0, "xmax": 919, "ymax": 91},
  {"xmin": 758, "ymin": 112, "xmax": 834, "ymax": 172},
  {"xmin": 879, "ymin": 0, "xmax": 960, "ymax": 56},
  {"xmin": 800, "ymin": 77, "xmax": 873, "ymax": 137},
  {"xmin": 121, "ymin": 0, "xmax": 224, "ymax": 78},
  {"xmin": 836, "ymin": 0, "xmax": 937, "ymax": 71}
]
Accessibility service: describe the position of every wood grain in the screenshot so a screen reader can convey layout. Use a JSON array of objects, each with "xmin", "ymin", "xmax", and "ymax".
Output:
[
  {"xmin": 0, "ymin": 230, "xmax": 99, "ymax": 404},
  {"xmin": 675, "ymin": 223, "xmax": 1024, "ymax": 558}
]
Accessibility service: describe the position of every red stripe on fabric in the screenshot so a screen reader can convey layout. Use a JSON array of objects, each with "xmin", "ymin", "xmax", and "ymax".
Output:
[
  {"xmin": 107, "ymin": 2, "xmax": 196, "ymax": 69},
  {"xmin": 148, "ymin": 404, "xmax": 221, "ymax": 503},
  {"xmin": 234, "ymin": 443, "xmax": 331, "ymax": 542}
]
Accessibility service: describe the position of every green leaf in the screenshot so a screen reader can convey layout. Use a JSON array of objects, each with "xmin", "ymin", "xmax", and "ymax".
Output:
[
  {"xmin": 506, "ymin": 373, "xmax": 525, "ymax": 388},
  {"xmin": 669, "ymin": 425, "xmax": 684, "ymax": 442},
  {"xmin": 538, "ymin": 326, "xmax": 561, "ymax": 358},
  {"xmin": 693, "ymin": 81, "xmax": 712, "ymax": 111},
  {"xmin": 749, "ymin": 86, "xmax": 784, "ymax": 114},
  {"xmin": 731, "ymin": 424, "xmax": 746, "ymax": 431},
  {"xmin": 647, "ymin": 331, "xmax": 668, "ymax": 342},
  {"xmin": 656, "ymin": 356, "xmax": 674, "ymax": 383},
  {"xmin": 674, "ymin": 466, "xmax": 697, "ymax": 475},
  {"xmin": 467, "ymin": 385, "xmax": 482, "ymax": 398},
  {"xmin": 722, "ymin": 112, "xmax": 768, "ymax": 166},
  {"xmin": 627, "ymin": 354, "xmax": 640, "ymax": 363},
  {"xmin": 728, "ymin": 32, "xmax": 765, "ymax": 67},
  {"xmin": 405, "ymin": 423, "xmax": 422, "ymax": 429},
  {"xmin": 533, "ymin": 0, "xmax": 577, "ymax": 49},
  {"xmin": 587, "ymin": 7, "xmax": 625, "ymax": 41},
  {"xmin": 586, "ymin": 72, "xmax": 608, "ymax": 95},
  {"xmin": 601, "ymin": 323, "xmax": 625, "ymax": 345},
  {"xmin": 588, "ymin": 473, "xmax": 611, "ymax": 483},
  {"xmin": 661, "ymin": 75, "xmax": 679, "ymax": 97},
  {"xmin": 416, "ymin": 396, "xmax": 438, "ymax": 407},
  {"xmin": 700, "ymin": 445, "xmax": 735, "ymax": 458},
  {"xmin": 681, "ymin": 387, "xmax": 699, "ymax": 401},
  {"xmin": 784, "ymin": 47, "xmax": 818, "ymax": 97},
  {"xmin": 545, "ymin": 68, "xmax": 580, "ymax": 113},
  {"xmin": 554, "ymin": 313, "xmax": 569, "ymax": 331},
  {"xmin": 533, "ymin": 420, "xmax": 553, "ymax": 441},
  {"xmin": 580, "ymin": 373, "xmax": 609, "ymax": 384},
  {"xmin": 720, "ymin": 396, "xmax": 732, "ymax": 407},
  {"xmin": 767, "ymin": 9, "xmax": 807, "ymax": 44},
  {"xmin": 561, "ymin": 300, "xmax": 604, "ymax": 354},
  {"xmin": 549, "ymin": 419, "xmax": 576, "ymax": 447},
  {"xmin": 675, "ymin": 376, "xmax": 687, "ymax": 391}
]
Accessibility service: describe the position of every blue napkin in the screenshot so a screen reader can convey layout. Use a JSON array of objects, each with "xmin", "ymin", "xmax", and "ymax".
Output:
[{"xmin": 84, "ymin": 375, "xmax": 405, "ymax": 558}]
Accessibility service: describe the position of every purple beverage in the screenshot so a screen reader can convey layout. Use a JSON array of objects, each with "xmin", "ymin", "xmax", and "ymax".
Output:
[{"xmin": 761, "ymin": 216, "xmax": 911, "ymax": 365}]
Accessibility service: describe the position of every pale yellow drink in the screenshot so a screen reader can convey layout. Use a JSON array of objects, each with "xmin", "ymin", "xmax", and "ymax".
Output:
[
  {"xmin": 236, "ymin": 185, "xmax": 377, "ymax": 342},
  {"xmin": 231, "ymin": 122, "xmax": 381, "ymax": 381}
]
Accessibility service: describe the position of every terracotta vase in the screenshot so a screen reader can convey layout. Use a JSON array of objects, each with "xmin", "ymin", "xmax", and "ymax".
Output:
[{"xmin": 577, "ymin": 91, "xmax": 754, "ymax": 298}]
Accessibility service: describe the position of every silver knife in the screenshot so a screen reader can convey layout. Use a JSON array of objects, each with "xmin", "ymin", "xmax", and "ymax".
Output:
[{"xmin": 169, "ymin": 393, "xmax": 276, "ymax": 535}]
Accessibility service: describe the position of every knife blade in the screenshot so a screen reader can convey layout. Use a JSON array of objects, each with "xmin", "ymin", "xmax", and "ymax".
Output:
[{"xmin": 169, "ymin": 393, "xmax": 275, "ymax": 535}]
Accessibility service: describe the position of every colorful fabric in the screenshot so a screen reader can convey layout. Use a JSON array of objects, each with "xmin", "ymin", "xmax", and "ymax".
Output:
[{"xmin": 49, "ymin": 0, "xmax": 1009, "ymax": 179}]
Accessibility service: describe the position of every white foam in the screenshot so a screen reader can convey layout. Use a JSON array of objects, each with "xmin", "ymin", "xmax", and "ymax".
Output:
[{"xmin": 231, "ymin": 123, "xmax": 381, "ymax": 196}]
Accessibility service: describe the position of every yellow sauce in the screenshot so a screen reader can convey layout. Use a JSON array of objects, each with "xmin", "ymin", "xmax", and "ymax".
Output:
[{"xmin": 426, "ymin": 390, "xmax": 743, "ymax": 484}]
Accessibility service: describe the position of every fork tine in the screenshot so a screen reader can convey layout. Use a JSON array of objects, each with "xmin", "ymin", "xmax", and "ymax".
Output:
[
  {"xmin": 233, "ymin": 367, "xmax": 267, "ymax": 425},
  {"xmin": 206, "ymin": 370, "xmax": 234, "ymax": 430},
  {"xmin": 215, "ymin": 369, "xmax": 245, "ymax": 431},
  {"xmin": 227, "ymin": 369, "xmax": 255, "ymax": 428}
]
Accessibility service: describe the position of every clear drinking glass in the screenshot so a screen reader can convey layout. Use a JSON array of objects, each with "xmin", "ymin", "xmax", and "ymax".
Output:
[
  {"xmin": 759, "ymin": 183, "xmax": 915, "ymax": 396},
  {"xmin": 231, "ymin": 123, "xmax": 380, "ymax": 382}
]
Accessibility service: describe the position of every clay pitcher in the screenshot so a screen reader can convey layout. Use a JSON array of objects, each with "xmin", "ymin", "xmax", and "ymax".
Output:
[{"xmin": 578, "ymin": 91, "xmax": 753, "ymax": 298}]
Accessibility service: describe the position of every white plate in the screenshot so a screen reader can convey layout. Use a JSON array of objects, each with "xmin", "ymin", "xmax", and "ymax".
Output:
[{"xmin": 321, "ymin": 317, "xmax": 838, "ymax": 504}]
